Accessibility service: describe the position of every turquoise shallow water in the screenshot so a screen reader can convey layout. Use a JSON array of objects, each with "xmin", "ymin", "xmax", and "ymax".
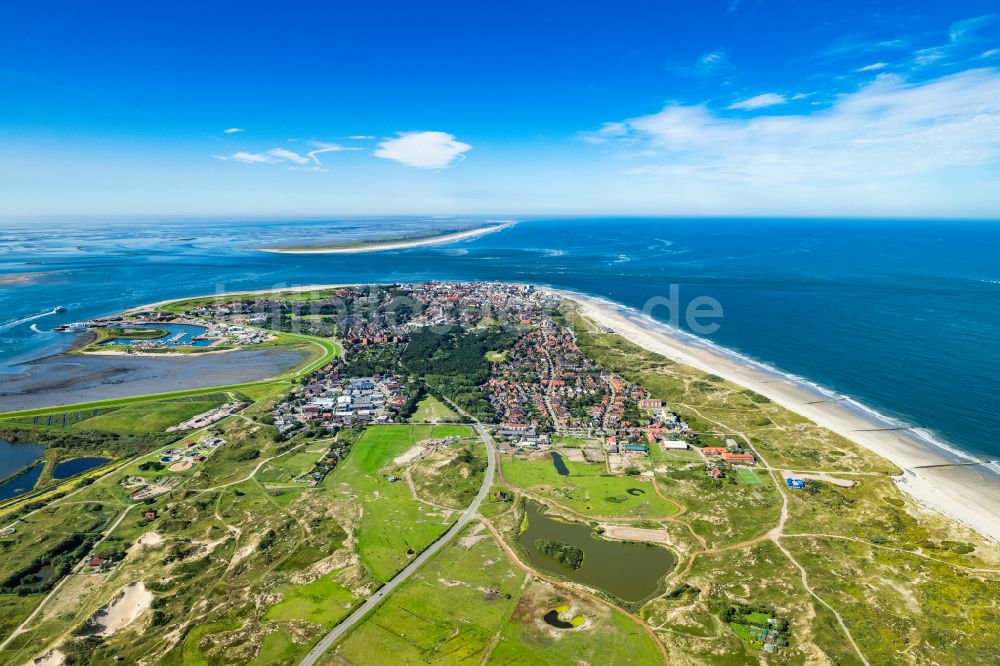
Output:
[{"xmin": 1, "ymin": 217, "xmax": 998, "ymax": 460}]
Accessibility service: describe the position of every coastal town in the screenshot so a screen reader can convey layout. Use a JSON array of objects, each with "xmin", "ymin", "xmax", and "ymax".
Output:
[
  {"xmin": 0, "ymin": 281, "xmax": 995, "ymax": 666},
  {"xmin": 175, "ymin": 282, "xmax": 761, "ymax": 481}
]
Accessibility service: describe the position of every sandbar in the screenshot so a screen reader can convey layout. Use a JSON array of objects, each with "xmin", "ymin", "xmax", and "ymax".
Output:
[{"xmin": 258, "ymin": 222, "xmax": 515, "ymax": 254}]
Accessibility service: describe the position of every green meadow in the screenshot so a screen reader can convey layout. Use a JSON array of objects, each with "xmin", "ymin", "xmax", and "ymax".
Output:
[{"xmin": 501, "ymin": 454, "xmax": 681, "ymax": 519}]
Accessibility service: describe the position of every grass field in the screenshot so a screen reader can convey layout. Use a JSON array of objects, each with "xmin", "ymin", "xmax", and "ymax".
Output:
[
  {"xmin": 408, "ymin": 395, "xmax": 459, "ymax": 423},
  {"xmin": 488, "ymin": 577, "xmax": 663, "ymax": 665},
  {"xmin": 328, "ymin": 522, "xmax": 524, "ymax": 664},
  {"xmin": 736, "ymin": 469, "xmax": 762, "ymax": 486},
  {"xmin": 325, "ymin": 425, "xmax": 477, "ymax": 582},
  {"xmin": 502, "ymin": 454, "xmax": 681, "ymax": 519},
  {"xmin": 265, "ymin": 569, "xmax": 358, "ymax": 628},
  {"xmin": 69, "ymin": 394, "xmax": 230, "ymax": 433}
]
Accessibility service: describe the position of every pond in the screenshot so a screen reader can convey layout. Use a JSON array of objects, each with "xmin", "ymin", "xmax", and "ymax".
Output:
[
  {"xmin": 52, "ymin": 456, "xmax": 112, "ymax": 479},
  {"xmin": 101, "ymin": 323, "xmax": 214, "ymax": 347},
  {"xmin": 518, "ymin": 500, "xmax": 676, "ymax": 603},
  {"xmin": 0, "ymin": 438, "xmax": 45, "ymax": 479},
  {"xmin": 543, "ymin": 609, "xmax": 574, "ymax": 629},
  {"xmin": 0, "ymin": 462, "xmax": 44, "ymax": 502},
  {"xmin": 550, "ymin": 451, "xmax": 569, "ymax": 476}
]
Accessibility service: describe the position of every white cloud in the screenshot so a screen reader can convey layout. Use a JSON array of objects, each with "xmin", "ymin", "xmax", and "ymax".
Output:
[
  {"xmin": 345, "ymin": 135, "xmax": 375, "ymax": 140},
  {"xmin": 217, "ymin": 151, "xmax": 274, "ymax": 164},
  {"xmin": 728, "ymin": 93, "xmax": 788, "ymax": 110},
  {"xmin": 306, "ymin": 142, "xmax": 350, "ymax": 165},
  {"xmin": 215, "ymin": 148, "xmax": 310, "ymax": 166},
  {"xmin": 266, "ymin": 148, "xmax": 310, "ymax": 165},
  {"xmin": 223, "ymin": 127, "xmax": 245, "ymax": 134},
  {"xmin": 857, "ymin": 62, "xmax": 888, "ymax": 72},
  {"xmin": 374, "ymin": 131, "xmax": 471, "ymax": 168},
  {"xmin": 594, "ymin": 68, "xmax": 1000, "ymax": 192}
]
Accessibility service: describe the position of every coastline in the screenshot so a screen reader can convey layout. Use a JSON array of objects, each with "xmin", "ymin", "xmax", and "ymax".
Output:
[
  {"xmin": 547, "ymin": 287, "xmax": 1000, "ymax": 543},
  {"xmin": 257, "ymin": 222, "xmax": 515, "ymax": 254},
  {"xmin": 27, "ymin": 280, "xmax": 1000, "ymax": 541},
  {"xmin": 124, "ymin": 283, "xmax": 355, "ymax": 313}
]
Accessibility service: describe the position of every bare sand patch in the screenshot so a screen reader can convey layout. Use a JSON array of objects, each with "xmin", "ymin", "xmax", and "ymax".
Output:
[
  {"xmin": 559, "ymin": 448, "xmax": 586, "ymax": 462},
  {"xmin": 394, "ymin": 444, "xmax": 426, "ymax": 465},
  {"xmin": 91, "ymin": 581, "xmax": 152, "ymax": 636},
  {"xmin": 798, "ymin": 473, "xmax": 856, "ymax": 488},
  {"xmin": 136, "ymin": 531, "xmax": 163, "ymax": 547},
  {"xmin": 603, "ymin": 525, "xmax": 672, "ymax": 545},
  {"xmin": 32, "ymin": 648, "xmax": 65, "ymax": 666}
]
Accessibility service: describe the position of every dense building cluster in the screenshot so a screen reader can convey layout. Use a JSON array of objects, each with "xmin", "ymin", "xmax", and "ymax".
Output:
[
  {"xmin": 274, "ymin": 373, "xmax": 409, "ymax": 434},
  {"xmin": 183, "ymin": 281, "xmax": 756, "ymax": 472}
]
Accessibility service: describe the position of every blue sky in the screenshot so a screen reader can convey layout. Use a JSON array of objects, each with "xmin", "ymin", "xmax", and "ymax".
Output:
[{"xmin": 1, "ymin": 1, "xmax": 999, "ymax": 217}]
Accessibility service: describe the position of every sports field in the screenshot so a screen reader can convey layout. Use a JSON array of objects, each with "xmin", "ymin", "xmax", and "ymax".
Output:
[{"xmin": 736, "ymin": 469, "xmax": 762, "ymax": 485}]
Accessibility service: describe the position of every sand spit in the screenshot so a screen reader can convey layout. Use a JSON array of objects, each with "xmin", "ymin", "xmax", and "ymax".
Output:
[{"xmin": 259, "ymin": 222, "xmax": 515, "ymax": 254}]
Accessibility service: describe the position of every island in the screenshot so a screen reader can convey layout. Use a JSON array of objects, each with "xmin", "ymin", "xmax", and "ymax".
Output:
[
  {"xmin": 258, "ymin": 221, "xmax": 515, "ymax": 254},
  {"xmin": 0, "ymin": 282, "xmax": 996, "ymax": 666}
]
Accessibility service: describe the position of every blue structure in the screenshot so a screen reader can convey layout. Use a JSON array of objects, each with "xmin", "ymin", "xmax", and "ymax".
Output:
[{"xmin": 786, "ymin": 477, "xmax": 805, "ymax": 490}]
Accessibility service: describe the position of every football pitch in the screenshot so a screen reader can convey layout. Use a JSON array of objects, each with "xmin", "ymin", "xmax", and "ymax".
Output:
[{"xmin": 736, "ymin": 469, "xmax": 762, "ymax": 485}]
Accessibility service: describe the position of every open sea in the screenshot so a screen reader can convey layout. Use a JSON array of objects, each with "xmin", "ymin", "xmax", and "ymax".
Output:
[{"xmin": 1, "ymin": 217, "xmax": 998, "ymax": 461}]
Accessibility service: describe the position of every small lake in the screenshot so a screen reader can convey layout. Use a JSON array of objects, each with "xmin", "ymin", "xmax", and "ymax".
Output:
[
  {"xmin": 550, "ymin": 451, "xmax": 569, "ymax": 476},
  {"xmin": 101, "ymin": 323, "xmax": 214, "ymax": 347},
  {"xmin": 0, "ymin": 463, "xmax": 44, "ymax": 502},
  {"xmin": 518, "ymin": 500, "xmax": 676, "ymax": 603},
  {"xmin": 0, "ymin": 438, "xmax": 45, "ymax": 479},
  {"xmin": 52, "ymin": 456, "xmax": 111, "ymax": 479}
]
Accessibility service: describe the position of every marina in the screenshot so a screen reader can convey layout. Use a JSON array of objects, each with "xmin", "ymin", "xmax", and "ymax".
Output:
[{"xmin": 99, "ymin": 323, "xmax": 216, "ymax": 348}]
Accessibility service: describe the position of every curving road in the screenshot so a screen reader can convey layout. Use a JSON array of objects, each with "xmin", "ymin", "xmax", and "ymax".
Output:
[{"xmin": 299, "ymin": 422, "xmax": 497, "ymax": 666}]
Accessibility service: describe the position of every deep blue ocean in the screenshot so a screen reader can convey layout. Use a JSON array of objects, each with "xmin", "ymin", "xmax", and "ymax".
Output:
[{"xmin": 1, "ymin": 217, "xmax": 998, "ymax": 459}]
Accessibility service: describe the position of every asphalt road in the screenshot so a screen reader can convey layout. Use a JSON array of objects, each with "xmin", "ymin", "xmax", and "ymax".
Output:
[{"xmin": 299, "ymin": 422, "xmax": 498, "ymax": 666}]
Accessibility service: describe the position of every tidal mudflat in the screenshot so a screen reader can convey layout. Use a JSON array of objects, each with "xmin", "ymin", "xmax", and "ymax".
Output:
[{"xmin": 0, "ymin": 348, "xmax": 306, "ymax": 411}]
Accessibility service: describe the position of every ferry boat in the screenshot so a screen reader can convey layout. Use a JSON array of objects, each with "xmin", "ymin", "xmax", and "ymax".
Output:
[{"xmin": 53, "ymin": 306, "xmax": 67, "ymax": 313}]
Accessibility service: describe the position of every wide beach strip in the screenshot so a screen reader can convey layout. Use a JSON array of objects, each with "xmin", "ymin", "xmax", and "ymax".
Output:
[{"xmin": 549, "ymin": 288, "xmax": 1000, "ymax": 543}]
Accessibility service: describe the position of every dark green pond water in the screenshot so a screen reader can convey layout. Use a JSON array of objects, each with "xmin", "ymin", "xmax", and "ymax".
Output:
[{"xmin": 518, "ymin": 500, "xmax": 676, "ymax": 602}]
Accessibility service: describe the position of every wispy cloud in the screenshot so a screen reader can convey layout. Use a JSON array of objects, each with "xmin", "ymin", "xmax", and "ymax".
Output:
[
  {"xmin": 592, "ymin": 68, "xmax": 1000, "ymax": 192},
  {"xmin": 345, "ymin": 135, "xmax": 375, "ymax": 140},
  {"xmin": 728, "ymin": 92, "xmax": 787, "ymax": 110},
  {"xmin": 266, "ymin": 148, "xmax": 310, "ymax": 165},
  {"xmin": 374, "ymin": 131, "xmax": 471, "ymax": 168},
  {"xmin": 223, "ymin": 127, "xmax": 245, "ymax": 134},
  {"xmin": 215, "ymin": 147, "xmax": 310, "ymax": 166},
  {"xmin": 306, "ymin": 142, "xmax": 351, "ymax": 165},
  {"xmin": 666, "ymin": 49, "xmax": 736, "ymax": 80},
  {"xmin": 948, "ymin": 14, "xmax": 997, "ymax": 43},
  {"xmin": 857, "ymin": 62, "xmax": 889, "ymax": 72}
]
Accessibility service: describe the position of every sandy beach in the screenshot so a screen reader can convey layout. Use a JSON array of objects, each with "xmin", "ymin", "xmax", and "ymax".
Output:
[
  {"xmin": 549, "ymin": 288, "xmax": 1000, "ymax": 543},
  {"xmin": 258, "ymin": 221, "xmax": 515, "ymax": 254}
]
